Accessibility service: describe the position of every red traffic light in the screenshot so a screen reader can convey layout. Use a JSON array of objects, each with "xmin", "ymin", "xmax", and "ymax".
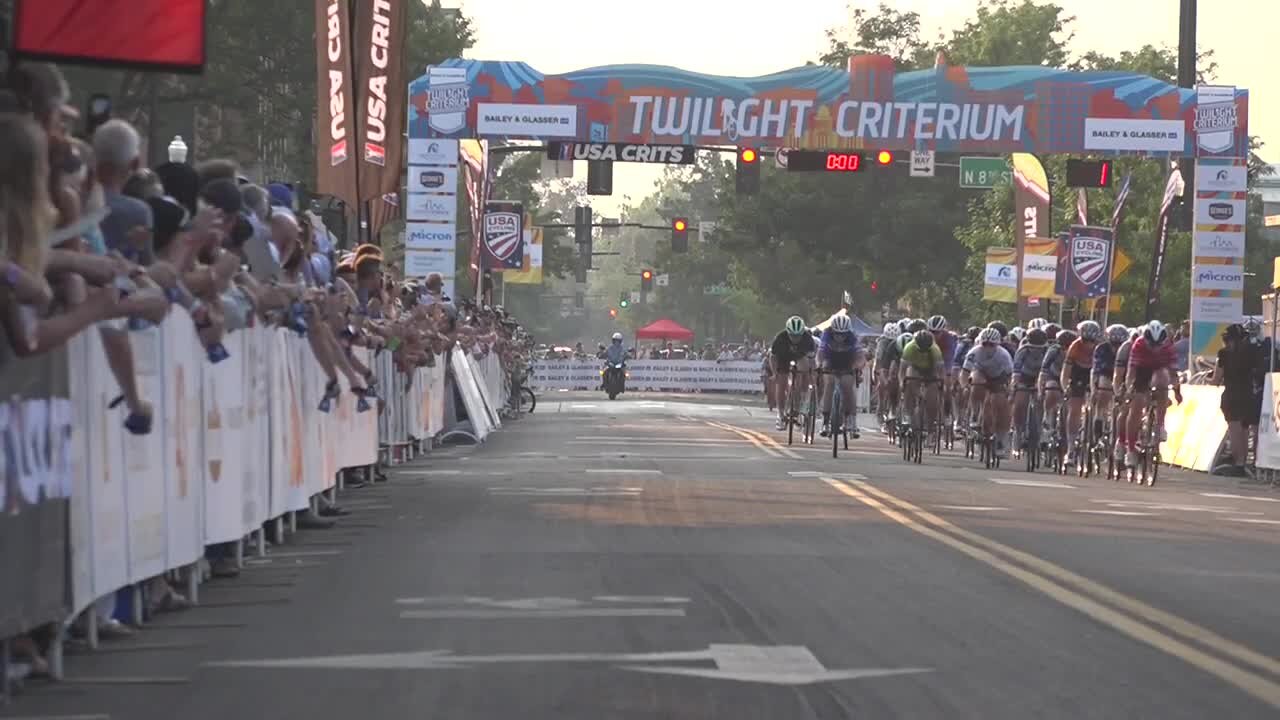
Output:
[
  {"xmin": 609, "ymin": 308, "xmax": 618, "ymax": 318},
  {"xmin": 870, "ymin": 280, "xmax": 879, "ymax": 292},
  {"xmin": 876, "ymin": 150, "xmax": 893, "ymax": 165},
  {"xmin": 672, "ymin": 219, "xmax": 687, "ymax": 232},
  {"xmin": 739, "ymin": 147, "xmax": 758, "ymax": 164}
]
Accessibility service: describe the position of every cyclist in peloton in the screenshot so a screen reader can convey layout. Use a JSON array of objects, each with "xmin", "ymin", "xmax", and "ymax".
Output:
[
  {"xmin": 927, "ymin": 315, "xmax": 958, "ymax": 420},
  {"xmin": 1123, "ymin": 320, "xmax": 1183, "ymax": 467},
  {"xmin": 963, "ymin": 327, "xmax": 1015, "ymax": 457},
  {"xmin": 875, "ymin": 322, "xmax": 902, "ymax": 432},
  {"xmin": 1062, "ymin": 320, "xmax": 1103, "ymax": 464},
  {"xmin": 1012, "ymin": 326, "xmax": 1049, "ymax": 451},
  {"xmin": 1039, "ymin": 325, "xmax": 1071, "ymax": 442},
  {"xmin": 1092, "ymin": 324, "xmax": 1129, "ymax": 460},
  {"xmin": 899, "ymin": 329, "xmax": 944, "ymax": 438},
  {"xmin": 953, "ymin": 326, "xmax": 981, "ymax": 434},
  {"xmin": 819, "ymin": 313, "xmax": 864, "ymax": 438},
  {"xmin": 769, "ymin": 316, "xmax": 817, "ymax": 431}
]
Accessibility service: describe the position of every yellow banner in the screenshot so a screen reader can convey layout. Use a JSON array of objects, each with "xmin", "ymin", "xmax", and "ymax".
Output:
[
  {"xmin": 503, "ymin": 219, "xmax": 543, "ymax": 284},
  {"xmin": 1020, "ymin": 237, "xmax": 1060, "ymax": 299},
  {"xmin": 983, "ymin": 247, "xmax": 1017, "ymax": 303}
]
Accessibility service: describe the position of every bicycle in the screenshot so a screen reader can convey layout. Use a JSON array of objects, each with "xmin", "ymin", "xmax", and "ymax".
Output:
[
  {"xmin": 825, "ymin": 369, "xmax": 856, "ymax": 459},
  {"xmin": 899, "ymin": 377, "xmax": 929, "ymax": 465},
  {"xmin": 1129, "ymin": 391, "xmax": 1164, "ymax": 486},
  {"xmin": 1017, "ymin": 387, "xmax": 1042, "ymax": 472},
  {"xmin": 506, "ymin": 362, "xmax": 538, "ymax": 416},
  {"xmin": 784, "ymin": 363, "xmax": 814, "ymax": 447}
]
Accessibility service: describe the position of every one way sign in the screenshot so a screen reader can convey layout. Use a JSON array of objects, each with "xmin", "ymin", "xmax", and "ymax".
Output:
[{"xmin": 910, "ymin": 151, "xmax": 935, "ymax": 177}]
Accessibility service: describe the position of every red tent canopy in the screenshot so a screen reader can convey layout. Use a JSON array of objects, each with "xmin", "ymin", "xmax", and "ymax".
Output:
[{"xmin": 635, "ymin": 318, "xmax": 694, "ymax": 342}]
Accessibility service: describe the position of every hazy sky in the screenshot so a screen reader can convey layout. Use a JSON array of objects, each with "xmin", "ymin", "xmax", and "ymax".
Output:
[{"xmin": 459, "ymin": 0, "xmax": 1275, "ymax": 213}]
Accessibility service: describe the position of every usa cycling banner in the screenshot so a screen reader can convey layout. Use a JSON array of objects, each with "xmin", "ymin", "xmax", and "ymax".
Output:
[
  {"xmin": 408, "ymin": 56, "xmax": 1248, "ymax": 156},
  {"xmin": 982, "ymin": 247, "xmax": 1017, "ymax": 303},
  {"xmin": 1054, "ymin": 225, "xmax": 1114, "ymax": 299},
  {"xmin": 481, "ymin": 200, "xmax": 524, "ymax": 270}
]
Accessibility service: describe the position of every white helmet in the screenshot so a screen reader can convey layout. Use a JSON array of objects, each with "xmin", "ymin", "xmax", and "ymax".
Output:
[
  {"xmin": 1028, "ymin": 318, "xmax": 1048, "ymax": 331},
  {"xmin": 979, "ymin": 327, "xmax": 1002, "ymax": 345},
  {"xmin": 1142, "ymin": 320, "xmax": 1168, "ymax": 344},
  {"xmin": 896, "ymin": 332, "xmax": 913, "ymax": 351},
  {"xmin": 1077, "ymin": 320, "xmax": 1103, "ymax": 342},
  {"xmin": 927, "ymin": 314, "xmax": 947, "ymax": 331},
  {"xmin": 883, "ymin": 322, "xmax": 897, "ymax": 336},
  {"xmin": 611, "ymin": 332, "xmax": 623, "ymax": 341},
  {"xmin": 830, "ymin": 314, "xmax": 854, "ymax": 333},
  {"xmin": 1009, "ymin": 326, "xmax": 1026, "ymax": 344}
]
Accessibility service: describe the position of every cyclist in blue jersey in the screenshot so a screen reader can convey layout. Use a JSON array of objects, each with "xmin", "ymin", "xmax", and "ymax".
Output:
[
  {"xmin": 1092, "ymin": 323, "xmax": 1128, "ymax": 457},
  {"xmin": 819, "ymin": 313, "xmax": 865, "ymax": 438}
]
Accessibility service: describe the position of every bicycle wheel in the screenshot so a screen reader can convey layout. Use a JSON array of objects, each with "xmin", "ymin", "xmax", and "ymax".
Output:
[
  {"xmin": 1144, "ymin": 401, "xmax": 1161, "ymax": 486},
  {"xmin": 787, "ymin": 376, "xmax": 800, "ymax": 446},
  {"xmin": 521, "ymin": 386, "xmax": 537, "ymax": 414},
  {"xmin": 831, "ymin": 389, "xmax": 842, "ymax": 459}
]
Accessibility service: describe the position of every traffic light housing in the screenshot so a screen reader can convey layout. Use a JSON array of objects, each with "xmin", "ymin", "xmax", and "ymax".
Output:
[
  {"xmin": 875, "ymin": 150, "xmax": 894, "ymax": 166},
  {"xmin": 574, "ymin": 205, "xmax": 592, "ymax": 283},
  {"xmin": 641, "ymin": 269, "xmax": 654, "ymax": 292},
  {"xmin": 735, "ymin": 147, "xmax": 760, "ymax": 195},
  {"xmin": 587, "ymin": 160, "xmax": 613, "ymax": 195},
  {"xmin": 671, "ymin": 217, "xmax": 689, "ymax": 253}
]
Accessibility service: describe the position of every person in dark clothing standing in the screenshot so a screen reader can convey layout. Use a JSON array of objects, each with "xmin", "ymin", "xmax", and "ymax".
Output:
[{"xmin": 1213, "ymin": 323, "xmax": 1264, "ymax": 476}]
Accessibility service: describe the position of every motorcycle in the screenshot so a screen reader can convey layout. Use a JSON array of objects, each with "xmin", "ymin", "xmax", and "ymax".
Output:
[{"xmin": 601, "ymin": 362, "xmax": 628, "ymax": 400}]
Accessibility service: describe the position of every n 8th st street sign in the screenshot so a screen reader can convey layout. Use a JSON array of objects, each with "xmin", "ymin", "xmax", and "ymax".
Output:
[{"xmin": 959, "ymin": 157, "xmax": 1012, "ymax": 189}]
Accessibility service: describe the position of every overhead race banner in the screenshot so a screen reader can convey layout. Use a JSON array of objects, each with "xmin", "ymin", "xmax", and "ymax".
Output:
[
  {"xmin": 407, "ymin": 55, "xmax": 1248, "ymax": 155},
  {"xmin": 354, "ymin": 0, "xmax": 408, "ymax": 204},
  {"xmin": 314, "ymin": 0, "xmax": 358, "ymax": 206},
  {"xmin": 1055, "ymin": 225, "xmax": 1114, "ymax": 299},
  {"xmin": 546, "ymin": 142, "xmax": 696, "ymax": 164},
  {"xmin": 983, "ymin": 247, "xmax": 1017, "ymax": 303}
]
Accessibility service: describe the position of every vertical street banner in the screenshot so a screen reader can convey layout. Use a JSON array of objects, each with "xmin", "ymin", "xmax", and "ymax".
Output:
[
  {"xmin": 1189, "ymin": 153, "xmax": 1247, "ymax": 357},
  {"xmin": 314, "ymin": 0, "xmax": 358, "ymax": 206},
  {"xmin": 1145, "ymin": 165, "xmax": 1184, "ymax": 321},
  {"xmin": 0, "ymin": 346, "xmax": 73, "ymax": 639},
  {"xmin": 504, "ymin": 216, "xmax": 544, "ymax": 284},
  {"xmin": 1055, "ymin": 225, "xmax": 1114, "ymax": 299},
  {"xmin": 481, "ymin": 201, "xmax": 525, "ymax": 270},
  {"xmin": 983, "ymin": 247, "xmax": 1017, "ymax": 303},
  {"xmin": 1011, "ymin": 153, "xmax": 1051, "ymax": 312},
  {"xmin": 1020, "ymin": 237, "xmax": 1060, "ymax": 300},
  {"xmin": 354, "ymin": 0, "xmax": 407, "ymax": 209}
]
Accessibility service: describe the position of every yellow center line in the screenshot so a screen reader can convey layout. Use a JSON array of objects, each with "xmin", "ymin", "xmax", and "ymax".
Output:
[
  {"xmin": 704, "ymin": 420, "xmax": 779, "ymax": 459},
  {"xmin": 711, "ymin": 420, "xmax": 803, "ymax": 460},
  {"xmin": 823, "ymin": 476, "xmax": 1280, "ymax": 709}
]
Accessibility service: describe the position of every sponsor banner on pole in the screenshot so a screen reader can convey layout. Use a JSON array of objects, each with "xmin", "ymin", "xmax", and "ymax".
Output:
[
  {"xmin": 1193, "ymin": 230, "xmax": 1246, "ymax": 259},
  {"xmin": 408, "ymin": 137, "xmax": 458, "ymax": 166},
  {"xmin": 1196, "ymin": 163, "xmax": 1248, "ymax": 193},
  {"xmin": 0, "ymin": 344, "xmax": 72, "ymax": 638},
  {"xmin": 1195, "ymin": 85, "xmax": 1241, "ymax": 157},
  {"xmin": 547, "ymin": 142, "xmax": 695, "ymax": 164},
  {"xmin": 1190, "ymin": 157, "xmax": 1248, "ymax": 355},
  {"xmin": 408, "ymin": 58, "xmax": 1248, "ymax": 155},
  {"xmin": 1194, "ymin": 196, "xmax": 1247, "ymax": 227},
  {"xmin": 354, "ymin": 0, "xmax": 407, "ymax": 202},
  {"xmin": 313, "ymin": 0, "xmax": 358, "ymax": 205},
  {"xmin": 482, "ymin": 200, "xmax": 524, "ymax": 270},
  {"xmin": 1054, "ymin": 225, "xmax": 1114, "ymax": 299},
  {"xmin": 1020, "ymin": 237, "xmax": 1059, "ymax": 299},
  {"xmin": 406, "ymin": 222, "xmax": 456, "ymax": 251},
  {"xmin": 476, "ymin": 103, "xmax": 578, "ymax": 138},
  {"xmin": 405, "ymin": 249, "xmax": 455, "ymax": 277},
  {"xmin": 504, "ymin": 221, "xmax": 544, "ymax": 285},
  {"xmin": 408, "ymin": 165, "xmax": 458, "ymax": 193},
  {"xmin": 983, "ymin": 247, "xmax": 1017, "ymax": 303},
  {"xmin": 406, "ymin": 193, "xmax": 457, "ymax": 225},
  {"xmin": 1192, "ymin": 264, "xmax": 1246, "ymax": 293}
]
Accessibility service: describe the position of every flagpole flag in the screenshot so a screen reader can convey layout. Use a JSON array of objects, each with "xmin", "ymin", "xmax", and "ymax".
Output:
[{"xmin": 1145, "ymin": 166, "xmax": 1185, "ymax": 321}]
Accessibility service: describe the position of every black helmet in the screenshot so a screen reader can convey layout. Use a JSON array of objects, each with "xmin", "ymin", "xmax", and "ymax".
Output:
[
  {"xmin": 913, "ymin": 330, "xmax": 934, "ymax": 350},
  {"xmin": 987, "ymin": 320, "xmax": 1009, "ymax": 338},
  {"xmin": 1027, "ymin": 328, "xmax": 1048, "ymax": 347},
  {"xmin": 907, "ymin": 319, "xmax": 928, "ymax": 333},
  {"xmin": 966, "ymin": 326, "xmax": 981, "ymax": 341},
  {"xmin": 1045, "ymin": 323, "xmax": 1062, "ymax": 339},
  {"xmin": 1056, "ymin": 329, "xmax": 1078, "ymax": 347}
]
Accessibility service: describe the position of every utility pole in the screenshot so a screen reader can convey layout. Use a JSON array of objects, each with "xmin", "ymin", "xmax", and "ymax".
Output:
[{"xmin": 1177, "ymin": 0, "xmax": 1197, "ymax": 227}]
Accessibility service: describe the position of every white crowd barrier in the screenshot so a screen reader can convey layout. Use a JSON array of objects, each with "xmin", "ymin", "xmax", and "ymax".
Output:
[{"xmin": 1256, "ymin": 373, "xmax": 1280, "ymax": 471}]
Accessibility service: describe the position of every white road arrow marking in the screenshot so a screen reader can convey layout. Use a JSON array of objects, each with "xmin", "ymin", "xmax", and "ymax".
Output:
[{"xmin": 206, "ymin": 644, "xmax": 933, "ymax": 686}]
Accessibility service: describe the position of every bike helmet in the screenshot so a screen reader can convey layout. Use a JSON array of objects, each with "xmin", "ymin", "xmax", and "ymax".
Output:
[
  {"xmin": 812, "ymin": 327, "xmax": 822, "ymax": 338},
  {"xmin": 978, "ymin": 327, "xmax": 1002, "ymax": 345},
  {"xmin": 1044, "ymin": 323, "xmax": 1062, "ymax": 339},
  {"xmin": 1142, "ymin": 320, "xmax": 1168, "ymax": 344},
  {"xmin": 1009, "ymin": 326, "xmax": 1026, "ymax": 344},
  {"xmin": 785, "ymin": 316, "xmax": 806, "ymax": 336},
  {"xmin": 1056, "ymin": 329, "xmax": 1078, "ymax": 347},
  {"xmin": 611, "ymin": 332, "xmax": 623, "ymax": 341},
  {"xmin": 907, "ymin": 318, "xmax": 927, "ymax": 333},
  {"xmin": 966, "ymin": 326, "xmax": 981, "ymax": 341},
  {"xmin": 1244, "ymin": 317, "xmax": 1263, "ymax": 337},
  {"xmin": 830, "ymin": 313, "xmax": 854, "ymax": 333},
  {"xmin": 913, "ymin": 329, "xmax": 934, "ymax": 350},
  {"xmin": 1129, "ymin": 326, "xmax": 1141, "ymax": 340},
  {"xmin": 1027, "ymin": 317, "xmax": 1048, "ymax": 332},
  {"xmin": 927, "ymin": 314, "xmax": 948, "ymax": 332},
  {"xmin": 897, "ymin": 319, "xmax": 911, "ymax": 334},
  {"xmin": 987, "ymin": 320, "xmax": 1008, "ymax": 338},
  {"xmin": 1026, "ymin": 328, "xmax": 1048, "ymax": 347},
  {"xmin": 897, "ymin": 332, "xmax": 913, "ymax": 351},
  {"xmin": 1077, "ymin": 320, "xmax": 1103, "ymax": 342},
  {"xmin": 1105, "ymin": 323, "xmax": 1128, "ymax": 344},
  {"xmin": 883, "ymin": 322, "xmax": 897, "ymax": 336}
]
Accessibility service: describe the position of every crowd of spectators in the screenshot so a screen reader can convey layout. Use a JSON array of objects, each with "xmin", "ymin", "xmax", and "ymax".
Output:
[{"xmin": 0, "ymin": 62, "xmax": 530, "ymax": 684}]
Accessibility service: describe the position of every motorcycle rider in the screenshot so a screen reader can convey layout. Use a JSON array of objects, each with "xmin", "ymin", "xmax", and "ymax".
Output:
[{"xmin": 603, "ymin": 332, "xmax": 627, "ymax": 393}]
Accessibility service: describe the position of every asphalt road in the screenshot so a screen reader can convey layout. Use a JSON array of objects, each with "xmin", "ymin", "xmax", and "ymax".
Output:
[{"xmin": 7, "ymin": 390, "xmax": 1280, "ymax": 719}]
